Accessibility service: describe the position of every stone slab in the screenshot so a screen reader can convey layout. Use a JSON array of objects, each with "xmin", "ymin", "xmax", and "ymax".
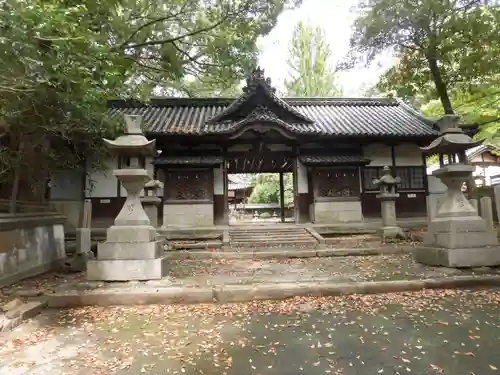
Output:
[
  {"xmin": 164, "ymin": 246, "xmax": 412, "ymax": 260},
  {"xmin": 380, "ymin": 226, "xmax": 405, "ymax": 240},
  {"xmin": 425, "ymin": 216, "xmax": 498, "ymax": 248},
  {"xmin": 86, "ymin": 256, "xmax": 169, "ymax": 281},
  {"xmin": 97, "ymin": 240, "xmax": 163, "ymax": 260},
  {"xmin": 414, "ymin": 246, "xmax": 500, "ymax": 267},
  {"xmin": 47, "ymin": 287, "xmax": 214, "ymax": 308},
  {"xmin": 0, "ymin": 301, "xmax": 47, "ymax": 333},
  {"xmin": 106, "ymin": 225, "xmax": 156, "ymax": 243},
  {"xmin": 42, "ymin": 276, "xmax": 500, "ymax": 307}
]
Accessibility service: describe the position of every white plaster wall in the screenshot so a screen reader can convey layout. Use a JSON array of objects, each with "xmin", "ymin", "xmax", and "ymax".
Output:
[
  {"xmin": 394, "ymin": 143, "xmax": 423, "ymax": 166},
  {"xmin": 213, "ymin": 166, "xmax": 224, "ymax": 195},
  {"xmin": 163, "ymin": 203, "xmax": 214, "ymax": 227},
  {"xmin": 363, "ymin": 143, "xmax": 392, "ymax": 166},
  {"xmin": 296, "ymin": 160, "xmax": 308, "ymax": 194},
  {"xmin": 86, "ymin": 157, "xmax": 118, "ymax": 198},
  {"xmin": 313, "ymin": 200, "xmax": 363, "ymax": 223},
  {"xmin": 473, "ymin": 165, "xmax": 500, "ymax": 186}
]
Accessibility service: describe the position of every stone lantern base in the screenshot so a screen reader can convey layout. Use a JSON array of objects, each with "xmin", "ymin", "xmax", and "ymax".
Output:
[
  {"xmin": 87, "ymin": 225, "xmax": 167, "ymax": 281},
  {"xmin": 414, "ymin": 165, "xmax": 500, "ymax": 268},
  {"xmin": 414, "ymin": 216, "xmax": 500, "ymax": 268}
]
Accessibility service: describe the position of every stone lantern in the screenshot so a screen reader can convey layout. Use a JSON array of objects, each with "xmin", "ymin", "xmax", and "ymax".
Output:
[
  {"xmin": 414, "ymin": 115, "xmax": 500, "ymax": 267},
  {"xmin": 141, "ymin": 179, "xmax": 163, "ymax": 228},
  {"xmin": 87, "ymin": 115, "xmax": 167, "ymax": 281},
  {"xmin": 373, "ymin": 166, "xmax": 405, "ymax": 240}
]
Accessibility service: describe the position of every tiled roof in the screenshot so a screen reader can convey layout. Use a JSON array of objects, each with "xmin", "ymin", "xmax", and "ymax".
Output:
[
  {"xmin": 153, "ymin": 155, "xmax": 223, "ymax": 166},
  {"xmin": 299, "ymin": 155, "xmax": 371, "ymax": 165},
  {"xmin": 108, "ymin": 97, "xmax": 438, "ymax": 137}
]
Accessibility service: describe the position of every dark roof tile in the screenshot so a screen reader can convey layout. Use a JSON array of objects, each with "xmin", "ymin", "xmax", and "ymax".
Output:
[
  {"xmin": 108, "ymin": 97, "xmax": 437, "ymax": 137},
  {"xmin": 299, "ymin": 155, "xmax": 371, "ymax": 165},
  {"xmin": 153, "ymin": 156, "xmax": 223, "ymax": 166}
]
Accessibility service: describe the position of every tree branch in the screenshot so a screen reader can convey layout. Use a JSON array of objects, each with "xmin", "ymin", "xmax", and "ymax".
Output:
[
  {"xmin": 119, "ymin": 2, "xmax": 191, "ymax": 48},
  {"xmin": 171, "ymin": 42, "xmax": 219, "ymax": 68},
  {"xmin": 124, "ymin": 11, "xmax": 232, "ymax": 50}
]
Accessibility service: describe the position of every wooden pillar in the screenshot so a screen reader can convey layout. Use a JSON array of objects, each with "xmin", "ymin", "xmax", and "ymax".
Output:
[
  {"xmin": 213, "ymin": 163, "xmax": 228, "ymax": 225},
  {"xmin": 279, "ymin": 171, "xmax": 285, "ymax": 223}
]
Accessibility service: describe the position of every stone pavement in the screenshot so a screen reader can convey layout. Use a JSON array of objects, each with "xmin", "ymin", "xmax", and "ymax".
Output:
[
  {"xmin": 2, "ymin": 254, "xmax": 500, "ymax": 307},
  {"xmin": 1, "ymin": 289, "xmax": 500, "ymax": 375}
]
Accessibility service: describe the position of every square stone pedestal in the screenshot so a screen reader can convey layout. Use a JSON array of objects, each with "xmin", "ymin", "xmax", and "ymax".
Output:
[
  {"xmin": 414, "ymin": 246, "xmax": 500, "ymax": 268},
  {"xmin": 414, "ymin": 216, "xmax": 500, "ymax": 267},
  {"xmin": 87, "ymin": 225, "xmax": 168, "ymax": 281}
]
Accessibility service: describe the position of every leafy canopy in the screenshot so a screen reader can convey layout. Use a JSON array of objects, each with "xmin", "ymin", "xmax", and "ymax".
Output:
[
  {"xmin": 284, "ymin": 21, "xmax": 342, "ymax": 97},
  {"xmin": 0, "ymin": 0, "xmax": 300, "ymax": 203},
  {"xmin": 347, "ymin": 0, "xmax": 500, "ymax": 114},
  {"xmin": 248, "ymin": 174, "xmax": 294, "ymax": 207}
]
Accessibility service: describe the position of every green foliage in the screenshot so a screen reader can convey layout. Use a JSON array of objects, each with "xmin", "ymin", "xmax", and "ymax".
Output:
[
  {"xmin": 421, "ymin": 84, "xmax": 500, "ymax": 143},
  {"xmin": 284, "ymin": 21, "xmax": 343, "ymax": 97},
  {"xmin": 346, "ymin": 0, "xmax": 500, "ymax": 114},
  {"xmin": 0, "ymin": 0, "xmax": 299, "ymax": 202},
  {"xmin": 248, "ymin": 174, "xmax": 294, "ymax": 207}
]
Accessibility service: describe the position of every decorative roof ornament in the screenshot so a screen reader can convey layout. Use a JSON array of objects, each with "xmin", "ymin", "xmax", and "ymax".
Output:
[
  {"xmin": 242, "ymin": 67, "xmax": 276, "ymax": 94},
  {"xmin": 206, "ymin": 67, "xmax": 313, "ymax": 125},
  {"xmin": 421, "ymin": 114, "xmax": 479, "ymax": 155}
]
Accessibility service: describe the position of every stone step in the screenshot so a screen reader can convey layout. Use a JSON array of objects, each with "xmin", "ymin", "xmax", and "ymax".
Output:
[
  {"xmin": 229, "ymin": 234, "xmax": 314, "ymax": 242},
  {"xmin": 230, "ymin": 230, "xmax": 310, "ymax": 236},
  {"xmin": 170, "ymin": 241, "xmax": 222, "ymax": 250},
  {"xmin": 230, "ymin": 232, "xmax": 311, "ymax": 238},
  {"xmin": 229, "ymin": 228, "xmax": 307, "ymax": 234},
  {"xmin": 230, "ymin": 239, "xmax": 318, "ymax": 248},
  {"xmin": 230, "ymin": 228, "xmax": 309, "ymax": 234}
]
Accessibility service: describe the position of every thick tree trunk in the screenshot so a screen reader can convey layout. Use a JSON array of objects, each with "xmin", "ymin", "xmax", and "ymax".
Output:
[{"xmin": 426, "ymin": 56, "xmax": 454, "ymax": 115}]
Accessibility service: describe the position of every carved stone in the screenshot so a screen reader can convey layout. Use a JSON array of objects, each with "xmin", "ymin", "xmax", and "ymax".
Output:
[
  {"xmin": 415, "ymin": 115, "xmax": 500, "ymax": 267},
  {"xmin": 141, "ymin": 179, "xmax": 163, "ymax": 228},
  {"xmin": 373, "ymin": 166, "xmax": 405, "ymax": 240},
  {"xmin": 87, "ymin": 115, "xmax": 168, "ymax": 281}
]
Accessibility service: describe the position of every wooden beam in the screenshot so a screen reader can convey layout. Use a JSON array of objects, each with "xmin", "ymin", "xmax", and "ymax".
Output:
[{"xmin": 279, "ymin": 172, "xmax": 285, "ymax": 223}]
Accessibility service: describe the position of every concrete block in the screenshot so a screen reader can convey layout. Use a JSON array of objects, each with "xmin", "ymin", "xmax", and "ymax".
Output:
[
  {"xmin": 163, "ymin": 203, "xmax": 214, "ymax": 227},
  {"xmin": 480, "ymin": 196, "xmax": 494, "ymax": 230},
  {"xmin": 414, "ymin": 246, "xmax": 500, "ymax": 267},
  {"xmin": 106, "ymin": 225, "xmax": 156, "ymax": 243},
  {"xmin": 76, "ymin": 228, "xmax": 91, "ymax": 253},
  {"xmin": 469, "ymin": 198, "xmax": 478, "ymax": 212},
  {"xmin": 313, "ymin": 200, "xmax": 363, "ymax": 224},
  {"xmin": 86, "ymin": 256, "xmax": 169, "ymax": 281},
  {"xmin": 97, "ymin": 240, "xmax": 163, "ymax": 260}
]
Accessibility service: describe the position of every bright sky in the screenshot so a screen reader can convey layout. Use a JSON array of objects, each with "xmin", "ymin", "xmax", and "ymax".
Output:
[{"xmin": 258, "ymin": 0, "xmax": 395, "ymax": 96}]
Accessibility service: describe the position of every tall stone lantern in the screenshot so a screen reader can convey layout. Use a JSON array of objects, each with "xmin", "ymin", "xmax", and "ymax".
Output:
[
  {"xmin": 373, "ymin": 166, "xmax": 405, "ymax": 240},
  {"xmin": 86, "ymin": 115, "xmax": 167, "ymax": 281},
  {"xmin": 414, "ymin": 115, "xmax": 500, "ymax": 267}
]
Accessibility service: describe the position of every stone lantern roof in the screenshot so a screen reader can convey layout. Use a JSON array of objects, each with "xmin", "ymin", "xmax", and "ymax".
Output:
[
  {"xmin": 421, "ymin": 115, "xmax": 480, "ymax": 155},
  {"xmin": 103, "ymin": 115, "xmax": 156, "ymax": 156}
]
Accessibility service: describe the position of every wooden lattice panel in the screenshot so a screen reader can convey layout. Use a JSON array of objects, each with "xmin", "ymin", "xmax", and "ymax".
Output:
[
  {"xmin": 164, "ymin": 169, "xmax": 213, "ymax": 200},
  {"xmin": 313, "ymin": 168, "xmax": 359, "ymax": 198}
]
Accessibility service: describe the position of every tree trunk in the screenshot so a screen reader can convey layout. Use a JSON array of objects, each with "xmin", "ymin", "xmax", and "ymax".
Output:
[
  {"xmin": 9, "ymin": 161, "xmax": 20, "ymax": 214},
  {"xmin": 8, "ymin": 139, "xmax": 24, "ymax": 214},
  {"xmin": 426, "ymin": 56, "xmax": 454, "ymax": 115}
]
